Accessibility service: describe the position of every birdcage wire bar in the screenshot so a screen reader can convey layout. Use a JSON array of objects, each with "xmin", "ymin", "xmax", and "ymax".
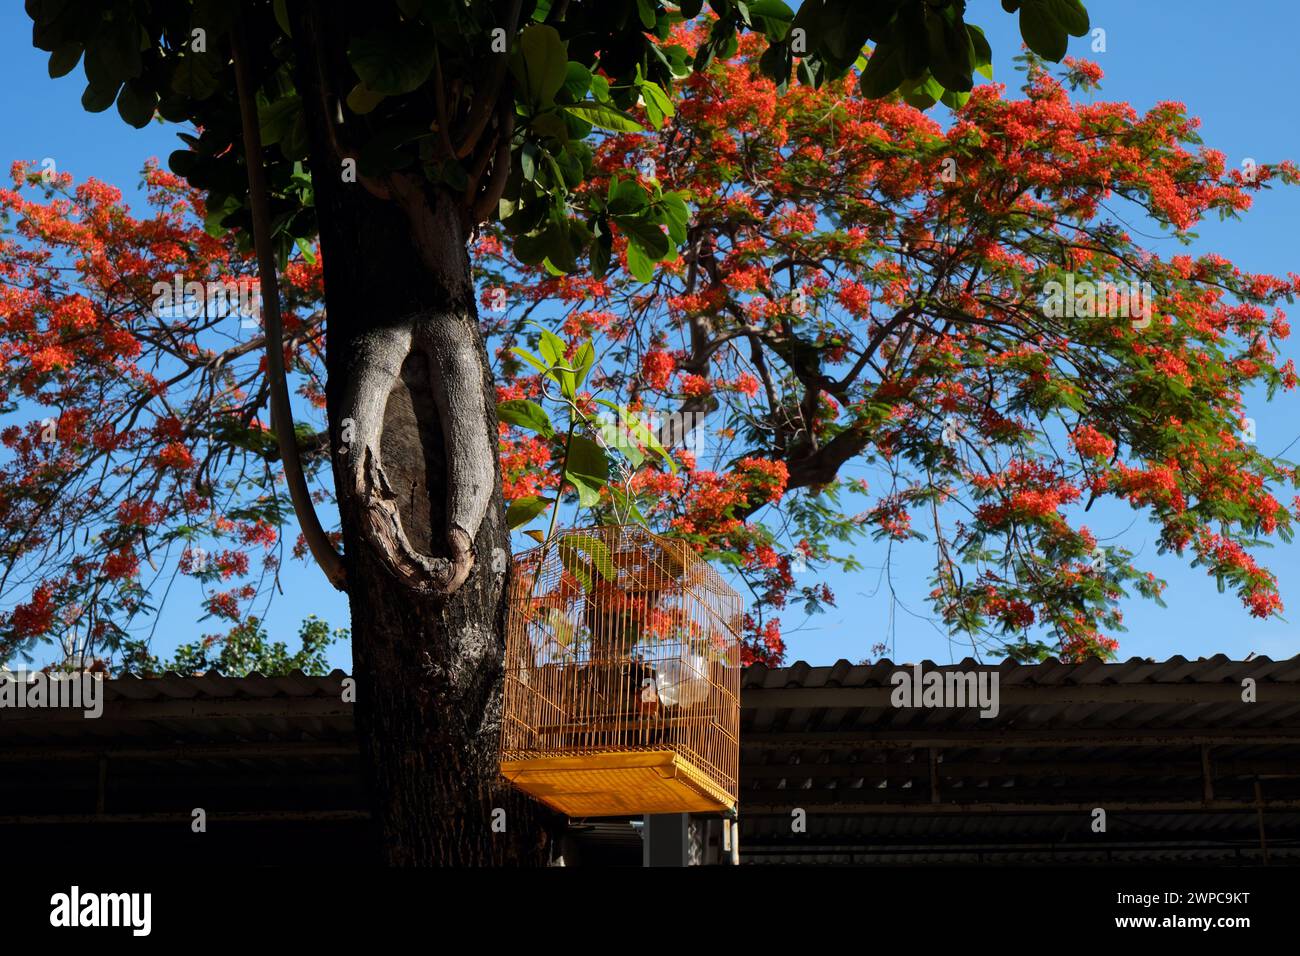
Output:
[{"xmin": 500, "ymin": 525, "xmax": 742, "ymax": 816}]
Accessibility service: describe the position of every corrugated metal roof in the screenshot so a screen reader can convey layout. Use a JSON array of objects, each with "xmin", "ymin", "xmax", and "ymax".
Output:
[
  {"xmin": 4, "ymin": 657, "xmax": 1298, "ymax": 864},
  {"xmin": 0, "ymin": 669, "xmax": 354, "ymax": 752},
  {"xmin": 747, "ymin": 653, "xmax": 1300, "ymax": 687},
  {"xmin": 737, "ymin": 655, "xmax": 1300, "ymax": 864},
  {"xmin": 741, "ymin": 654, "xmax": 1300, "ymax": 733}
]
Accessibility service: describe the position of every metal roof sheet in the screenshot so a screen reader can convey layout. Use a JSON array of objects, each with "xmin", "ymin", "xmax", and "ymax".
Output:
[{"xmin": 3, "ymin": 656, "xmax": 1298, "ymax": 864}]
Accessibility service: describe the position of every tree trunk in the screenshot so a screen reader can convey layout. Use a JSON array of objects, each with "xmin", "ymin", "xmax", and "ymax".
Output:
[{"xmin": 290, "ymin": 6, "xmax": 558, "ymax": 865}]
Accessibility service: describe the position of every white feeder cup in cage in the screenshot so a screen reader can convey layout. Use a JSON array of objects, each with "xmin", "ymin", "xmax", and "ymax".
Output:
[{"xmin": 654, "ymin": 652, "xmax": 711, "ymax": 708}]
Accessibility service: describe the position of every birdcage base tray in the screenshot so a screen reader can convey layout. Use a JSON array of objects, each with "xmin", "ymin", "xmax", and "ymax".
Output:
[{"xmin": 500, "ymin": 750, "xmax": 735, "ymax": 817}]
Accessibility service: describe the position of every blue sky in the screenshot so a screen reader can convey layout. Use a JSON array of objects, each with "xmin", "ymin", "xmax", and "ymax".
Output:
[{"xmin": 1, "ymin": 1, "xmax": 1298, "ymax": 670}]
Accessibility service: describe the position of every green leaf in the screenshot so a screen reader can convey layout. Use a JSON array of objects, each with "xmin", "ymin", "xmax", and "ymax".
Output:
[
  {"xmin": 116, "ymin": 79, "xmax": 157, "ymax": 128},
  {"xmin": 968, "ymin": 24, "xmax": 994, "ymax": 80},
  {"xmin": 583, "ymin": 537, "xmax": 617, "ymax": 582},
  {"xmin": 510, "ymin": 346, "xmax": 550, "ymax": 375},
  {"xmin": 542, "ymin": 606, "xmax": 578, "ymax": 646},
  {"xmin": 597, "ymin": 411, "xmax": 646, "ymax": 468},
  {"xmin": 758, "ymin": 41, "xmax": 792, "ymax": 89},
  {"xmin": 511, "ymin": 23, "xmax": 568, "ymax": 107},
  {"xmin": 435, "ymin": 157, "xmax": 469, "ymax": 192},
  {"xmin": 896, "ymin": 4, "xmax": 930, "ymax": 80},
  {"xmin": 81, "ymin": 80, "xmax": 121, "ymax": 113},
  {"xmin": 607, "ymin": 176, "xmax": 649, "ymax": 214},
  {"xmin": 900, "ymin": 74, "xmax": 945, "ymax": 110},
  {"xmin": 561, "ymin": 61, "xmax": 592, "ymax": 102},
  {"xmin": 497, "ymin": 399, "xmax": 556, "ymax": 438},
  {"xmin": 925, "ymin": 11, "xmax": 974, "ymax": 93},
  {"xmin": 537, "ymin": 327, "xmax": 566, "ymax": 365},
  {"xmin": 573, "ymin": 340, "xmax": 596, "ymax": 388},
  {"xmin": 564, "ymin": 435, "xmax": 610, "ymax": 508},
  {"xmin": 635, "ymin": 0, "xmax": 657, "ymax": 30},
  {"xmin": 89, "ymin": 19, "xmax": 143, "ymax": 83},
  {"xmin": 201, "ymin": 193, "xmax": 240, "ymax": 237},
  {"xmin": 170, "ymin": 53, "xmax": 220, "ymax": 100},
  {"xmin": 258, "ymin": 94, "xmax": 300, "ymax": 144},
  {"xmin": 617, "ymin": 212, "xmax": 670, "ymax": 260},
  {"xmin": 549, "ymin": 217, "xmax": 582, "ymax": 274},
  {"xmin": 556, "ymin": 141, "xmax": 589, "ymax": 187},
  {"xmin": 591, "ymin": 227, "xmax": 612, "ymax": 278},
  {"xmin": 747, "ymin": 0, "xmax": 794, "ymax": 18},
  {"xmin": 602, "ymin": 402, "xmax": 677, "ymax": 473},
  {"xmin": 563, "ymin": 533, "xmax": 616, "ymax": 582},
  {"xmin": 506, "ymin": 495, "xmax": 554, "ymax": 529},
  {"xmin": 258, "ymin": 94, "xmax": 309, "ymax": 161},
  {"xmin": 272, "ymin": 0, "xmax": 293, "ymax": 36},
  {"xmin": 345, "ymin": 82, "xmax": 386, "ymax": 115},
  {"xmin": 48, "ymin": 42, "xmax": 82, "ymax": 79},
  {"xmin": 540, "ymin": 326, "xmax": 577, "ymax": 397},
  {"xmin": 658, "ymin": 192, "xmax": 690, "ymax": 244},
  {"xmin": 30, "ymin": 0, "xmax": 73, "ymax": 28},
  {"xmin": 859, "ymin": 42, "xmax": 905, "ymax": 99},
  {"xmin": 529, "ymin": 110, "xmax": 570, "ymax": 143},
  {"xmin": 626, "ymin": 240, "xmax": 654, "ymax": 282},
  {"xmin": 939, "ymin": 88, "xmax": 971, "ymax": 109},
  {"xmin": 638, "ymin": 78, "xmax": 674, "ymax": 129},
  {"xmin": 1019, "ymin": 0, "xmax": 1069, "ymax": 61},
  {"xmin": 510, "ymin": 221, "xmax": 546, "ymax": 255},
  {"xmin": 1046, "ymin": 0, "xmax": 1090, "ymax": 36},
  {"xmin": 348, "ymin": 28, "xmax": 436, "ymax": 95},
  {"xmin": 557, "ymin": 542, "xmax": 593, "ymax": 593},
  {"xmin": 519, "ymin": 141, "xmax": 540, "ymax": 182},
  {"xmin": 563, "ymin": 102, "xmax": 644, "ymax": 133}
]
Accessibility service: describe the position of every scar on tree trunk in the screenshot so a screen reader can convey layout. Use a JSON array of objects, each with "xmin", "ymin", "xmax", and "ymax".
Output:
[{"xmin": 338, "ymin": 310, "xmax": 495, "ymax": 594}]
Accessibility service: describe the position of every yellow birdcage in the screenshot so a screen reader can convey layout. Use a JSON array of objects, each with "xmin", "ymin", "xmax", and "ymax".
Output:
[{"xmin": 499, "ymin": 525, "xmax": 742, "ymax": 817}]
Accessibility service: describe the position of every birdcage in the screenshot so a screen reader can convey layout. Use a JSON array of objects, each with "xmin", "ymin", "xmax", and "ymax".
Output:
[{"xmin": 500, "ymin": 525, "xmax": 742, "ymax": 817}]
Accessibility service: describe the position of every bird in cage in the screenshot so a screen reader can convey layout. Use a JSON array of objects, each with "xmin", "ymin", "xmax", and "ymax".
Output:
[{"xmin": 639, "ymin": 676, "xmax": 660, "ymax": 716}]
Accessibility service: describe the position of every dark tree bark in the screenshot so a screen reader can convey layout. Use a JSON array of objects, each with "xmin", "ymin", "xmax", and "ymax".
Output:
[{"xmin": 289, "ymin": 4, "xmax": 559, "ymax": 865}]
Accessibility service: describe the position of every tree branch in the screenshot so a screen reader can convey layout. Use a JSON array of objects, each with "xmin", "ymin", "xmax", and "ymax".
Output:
[
  {"xmin": 454, "ymin": 0, "xmax": 522, "ymax": 159},
  {"xmin": 231, "ymin": 9, "xmax": 346, "ymax": 590},
  {"xmin": 469, "ymin": 97, "xmax": 515, "ymax": 224}
]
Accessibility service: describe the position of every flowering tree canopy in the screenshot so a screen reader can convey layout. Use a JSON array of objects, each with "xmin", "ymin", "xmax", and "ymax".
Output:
[
  {"xmin": 481, "ymin": 36, "xmax": 1300, "ymax": 664},
  {"xmin": 0, "ymin": 161, "xmax": 331, "ymax": 666},
  {"xmin": 3, "ymin": 30, "xmax": 1296, "ymax": 674}
]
